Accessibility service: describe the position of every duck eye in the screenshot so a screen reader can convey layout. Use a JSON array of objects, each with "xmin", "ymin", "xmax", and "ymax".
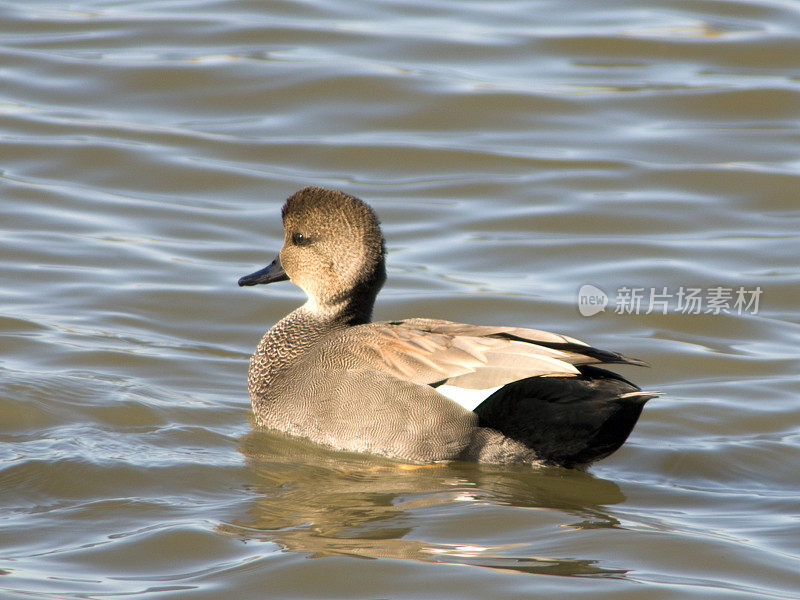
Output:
[{"xmin": 292, "ymin": 232, "xmax": 312, "ymax": 246}]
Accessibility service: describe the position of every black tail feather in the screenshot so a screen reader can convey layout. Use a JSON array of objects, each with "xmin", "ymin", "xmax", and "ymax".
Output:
[{"xmin": 474, "ymin": 365, "xmax": 656, "ymax": 468}]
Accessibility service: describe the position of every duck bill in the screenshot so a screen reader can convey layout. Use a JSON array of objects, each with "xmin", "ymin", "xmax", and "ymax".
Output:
[{"xmin": 238, "ymin": 256, "xmax": 289, "ymax": 286}]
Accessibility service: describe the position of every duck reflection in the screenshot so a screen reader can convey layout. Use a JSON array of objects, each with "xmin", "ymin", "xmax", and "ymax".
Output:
[{"xmin": 221, "ymin": 429, "xmax": 629, "ymax": 577}]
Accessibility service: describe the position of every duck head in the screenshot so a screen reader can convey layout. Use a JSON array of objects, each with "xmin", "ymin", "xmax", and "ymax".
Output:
[{"xmin": 239, "ymin": 187, "xmax": 387, "ymax": 322}]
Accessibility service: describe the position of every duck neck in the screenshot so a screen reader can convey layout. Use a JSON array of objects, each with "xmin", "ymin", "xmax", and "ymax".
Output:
[
  {"xmin": 265, "ymin": 302, "xmax": 349, "ymax": 361},
  {"xmin": 316, "ymin": 259, "xmax": 386, "ymax": 327},
  {"xmin": 250, "ymin": 288, "xmax": 378, "ymax": 393},
  {"xmin": 249, "ymin": 262, "xmax": 385, "ymax": 398}
]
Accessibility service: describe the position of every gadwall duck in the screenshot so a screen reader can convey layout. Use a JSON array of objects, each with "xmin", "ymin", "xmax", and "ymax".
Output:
[{"xmin": 239, "ymin": 187, "xmax": 656, "ymax": 468}]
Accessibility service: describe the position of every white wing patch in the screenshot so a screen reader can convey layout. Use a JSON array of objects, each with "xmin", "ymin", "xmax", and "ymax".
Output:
[{"xmin": 435, "ymin": 384, "xmax": 503, "ymax": 412}]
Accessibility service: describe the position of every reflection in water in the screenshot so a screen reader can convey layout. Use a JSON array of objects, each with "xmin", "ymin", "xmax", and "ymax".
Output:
[{"xmin": 221, "ymin": 429, "xmax": 629, "ymax": 577}]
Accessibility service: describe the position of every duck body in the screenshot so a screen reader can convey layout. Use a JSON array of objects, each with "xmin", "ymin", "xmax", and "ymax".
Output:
[{"xmin": 240, "ymin": 187, "xmax": 656, "ymax": 468}]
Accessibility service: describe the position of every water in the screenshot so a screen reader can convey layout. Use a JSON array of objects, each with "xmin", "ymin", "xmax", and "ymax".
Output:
[{"xmin": 2, "ymin": 0, "xmax": 799, "ymax": 598}]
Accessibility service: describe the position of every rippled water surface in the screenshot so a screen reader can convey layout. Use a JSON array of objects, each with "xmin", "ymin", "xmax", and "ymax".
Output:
[{"xmin": 2, "ymin": 0, "xmax": 799, "ymax": 598}]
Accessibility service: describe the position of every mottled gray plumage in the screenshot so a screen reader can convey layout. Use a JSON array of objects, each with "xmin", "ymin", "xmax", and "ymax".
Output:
[{"xmin": 239, "ymin": 187, "xmax": 657, "ymax": 467}]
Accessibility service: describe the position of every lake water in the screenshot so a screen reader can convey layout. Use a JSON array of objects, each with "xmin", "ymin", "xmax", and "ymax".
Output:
[{"xmin": 1, "ymin": 0, "xmax": 799, "ymax": 598}]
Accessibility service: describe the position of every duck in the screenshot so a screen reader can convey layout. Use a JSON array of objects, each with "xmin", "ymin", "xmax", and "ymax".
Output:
[{"xmin": 238, "ymin": 187, "xmax": 657, "ymax": 468}]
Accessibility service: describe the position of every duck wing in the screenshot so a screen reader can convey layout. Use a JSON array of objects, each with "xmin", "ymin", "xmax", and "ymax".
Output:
[{"xmin": 342, "ymin": 318, "xmax": 646, "ymax": 391}]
